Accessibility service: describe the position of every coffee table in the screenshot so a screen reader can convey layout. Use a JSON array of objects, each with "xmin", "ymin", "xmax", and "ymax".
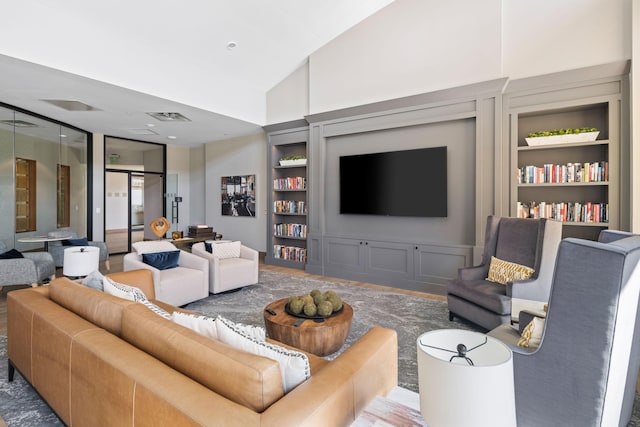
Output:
[{"xmin": 263, "ymin": 298, "xmax": 353, "ymax": 356}]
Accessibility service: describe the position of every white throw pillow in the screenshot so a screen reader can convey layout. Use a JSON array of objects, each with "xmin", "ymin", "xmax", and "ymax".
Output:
[
  {"xmin": 211, "ymin": 241, "xmax": 242, "ymax": 259},
  {"xmin": 103, "ymin": 276, "xmax": 148, "ymax": 302},
  {"xmin": 215, "ymin": 315, "xmax": 309, "ymax": 393},
  {"xmin": 132, "ymin": 240, "xmax": 179, "ymax": 255},
  {"xmin": 171, "ymin": 312, "xmax": 218, "ymax": 340}
]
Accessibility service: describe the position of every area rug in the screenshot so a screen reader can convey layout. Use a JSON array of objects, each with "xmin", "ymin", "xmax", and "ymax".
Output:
[{"xmin": 2, "ymin": 269, "xmax": 640, "ymax": 426}]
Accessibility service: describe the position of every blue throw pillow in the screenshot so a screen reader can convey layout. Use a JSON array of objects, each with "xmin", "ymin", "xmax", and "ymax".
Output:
[
  {"xmin": 204, "ymin": 242, "xmax": 212, "ymax": 253},
  {"xmin": 0, "ymin": 248, "xmax": 24, "ymax": 259},
  {"xmin": 62, "ymin": 237, "xmax": 89, "ymax": 246},
  {"xmin": 142, "ymin": 250, "xmax": 180, "ymax": 270}
]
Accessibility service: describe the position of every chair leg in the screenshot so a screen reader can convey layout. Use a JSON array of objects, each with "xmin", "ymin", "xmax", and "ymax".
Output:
[
  {"xmin": 0, "ymin": 286, "xmax": 3, "ymax": 294},
  {"xmin": 104, "ymin": 260, "xmax": 111, "ymax": 271},
  {"xmin": 8, "ymin": 359, "xmax": 15, "ymax": 382},
  {"xmin": 449, "ymin": 311, "xmax": 454, "ymax": 321}
]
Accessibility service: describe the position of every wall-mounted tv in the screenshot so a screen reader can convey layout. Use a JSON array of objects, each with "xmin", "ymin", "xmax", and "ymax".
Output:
[{"xmin": 339, "ymin": 146, "xmax": 447, "ymax": 217}]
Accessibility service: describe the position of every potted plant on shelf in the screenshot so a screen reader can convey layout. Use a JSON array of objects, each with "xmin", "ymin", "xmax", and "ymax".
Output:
[
  {"xmin": 279, "ymin": 155, "xmax": 307, "ymax": 166},
  {"xmin": 525, "ymin": 127, "xmax": 599, "ymax": 146}
]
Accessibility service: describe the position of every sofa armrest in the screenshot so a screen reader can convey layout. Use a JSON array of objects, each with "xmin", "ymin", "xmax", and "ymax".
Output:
[
  {"xmin": 240, "ymin": 245, "xmax": 259, "ymax": 262},
  {"xmin": 261, "ymin": 326, "xmax": 398, "ymax": 426},
  {"xmin": 0, "ymin": 259, "xmax": 38, "ymax": 284},
  {"xmin": 177, "ymin": 250, "xmax": 209, "ymax": 272}
]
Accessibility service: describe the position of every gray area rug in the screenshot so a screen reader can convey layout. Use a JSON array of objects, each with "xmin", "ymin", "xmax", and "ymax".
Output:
[{"xmin": 1, "ymin": 269, "xmax": 640, "ymax": 426}]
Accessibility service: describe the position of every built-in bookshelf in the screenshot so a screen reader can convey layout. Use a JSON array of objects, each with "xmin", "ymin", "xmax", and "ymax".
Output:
[
  {"xmin": 509, "ymin": 102, "xmax": 618, "ymax": 240},
  {"xmin": 265, "ymin": 124, "xmax": 309, "ymax": 269}
]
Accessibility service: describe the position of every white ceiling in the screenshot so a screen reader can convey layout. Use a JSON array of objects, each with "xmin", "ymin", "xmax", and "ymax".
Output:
[{"xmin": 0, "ymin": 0, "xmax": 394, "ymax": 147}]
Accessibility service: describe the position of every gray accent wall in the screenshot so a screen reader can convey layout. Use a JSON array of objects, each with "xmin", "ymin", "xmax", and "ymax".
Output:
[{"xmin": 304, "ymin": 79, "xmax": 507, "ymax": 294}]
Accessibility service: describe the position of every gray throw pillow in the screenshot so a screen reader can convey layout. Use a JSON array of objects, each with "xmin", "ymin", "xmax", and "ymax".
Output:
[{"xmin": 82, "ymin": 270, "xmax": 105, "ymax": 291}]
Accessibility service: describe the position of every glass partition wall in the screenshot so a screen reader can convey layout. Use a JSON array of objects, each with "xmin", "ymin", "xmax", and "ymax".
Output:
[{"xmin": 0, "ymin": 105, "xmax": 89, "ymax": 251}]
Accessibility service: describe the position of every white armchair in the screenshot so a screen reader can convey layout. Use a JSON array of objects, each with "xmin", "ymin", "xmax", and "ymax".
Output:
[
  {"xmin": 192, "ymin": 241, "xmax": 258, "ymax": 294},
  {"xmin": 123, "ymin": 241, "xmax": 209, "ymax": 306}
]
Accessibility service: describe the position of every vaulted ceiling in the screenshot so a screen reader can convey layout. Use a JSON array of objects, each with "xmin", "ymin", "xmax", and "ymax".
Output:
[{"xmin": 0, "ymin": 1, "xmax": 394, "ymax": 146}]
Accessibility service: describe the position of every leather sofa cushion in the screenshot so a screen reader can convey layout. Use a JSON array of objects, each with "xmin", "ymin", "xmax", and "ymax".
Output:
[
  {"xmin": 49, "ymin": 278, "xmax": 135, "ymax": 336},
  {"xmin": 121, "ymin": 304, "xmax": 285, "ymax": 412}
]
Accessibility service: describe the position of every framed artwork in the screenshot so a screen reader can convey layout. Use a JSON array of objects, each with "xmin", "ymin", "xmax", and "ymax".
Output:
[{"xmin": 221, "ymin": 175, "xmax": 256, "ymax": 217}]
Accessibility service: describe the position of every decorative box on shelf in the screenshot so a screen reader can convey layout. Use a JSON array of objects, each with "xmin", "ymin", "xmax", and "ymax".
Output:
[
  {"xmin": 279, "ymin": 158, "xmax": 307, "ymax": 166},
  {"xmin": 187, "ymin": 225, "xmax": 214, "ymax": 239},
  {"xmin": 525, "ymin": 131, "xmax": 600, "ymax": 146}
]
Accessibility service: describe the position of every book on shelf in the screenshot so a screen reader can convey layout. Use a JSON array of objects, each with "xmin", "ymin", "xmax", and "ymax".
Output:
[
  {"xmin": 273, "ymin": 244, "xmax": 307, "ymax": 263},
  {"xmin": 273, "ymin": 200, "xmax": 307, "ymax": 214},
  {"xmin": 273, "ymin": 223, "xmax": 307, "ymax": 238},
  {"xmin": 517, "ymin": 161, "xmax": 608, "ymax": 184},
  {"xmin": 273, "ymin": 176, "xmax": 306, "ymax": 190},
  {"xmin": 516, "ymin": 201, "xmax": 608, "ymax": 223}
]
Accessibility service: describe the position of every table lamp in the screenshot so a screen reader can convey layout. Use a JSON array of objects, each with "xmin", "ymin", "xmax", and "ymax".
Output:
[
  {"xmin": 63, "ymin": 246, "xmax": 100, "ymax": 278},
  {"xmin": 417, "ymin": 329, "xmax": 517, "ymax": 427}
]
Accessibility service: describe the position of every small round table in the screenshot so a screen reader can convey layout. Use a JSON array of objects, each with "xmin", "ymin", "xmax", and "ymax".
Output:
[
  {"xmin": 17, "ymin": 235, "xmax": 72, "ymax": 251},
  {"xmin": 263, "ymin": 298, "xmax": 353, "ymax": 357}
]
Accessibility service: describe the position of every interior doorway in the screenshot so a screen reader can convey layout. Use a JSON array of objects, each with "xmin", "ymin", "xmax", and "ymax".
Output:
[{"xmin": 105, "ymin": 171, "xmax": 165, "ymax": 254}]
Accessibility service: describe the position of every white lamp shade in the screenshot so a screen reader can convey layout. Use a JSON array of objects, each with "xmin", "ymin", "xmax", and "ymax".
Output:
[
  {"xmin": 63, "ymin": 246, "xmax": 100, "ymax": 277},
  {"xmin": 417, "ymin": 329, "xmax": 517, "ymax": 427}
]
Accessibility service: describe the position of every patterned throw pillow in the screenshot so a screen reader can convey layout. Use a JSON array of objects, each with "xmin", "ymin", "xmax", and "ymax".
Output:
[
  {"xmin": 103, "ymin": 276, "xmax": 148, "ymax": 302},
  {"xmin": 486, "ymin": 256, "xmax": 535, "ymax": 285},
  {"xmin": 215, "ymin": 315, "xmax": 310, "ymax": 393},
  {"xmin": 517, "ymin": 316, "xmax": 545, "ymax": 348},
  {"xmin": 102, "ymin": 276, "xmax": 171, "ymax": 318},
  {"xmin": 209, "ymin": 241, "xmax": 242, "ymax": 259},
  {"xmin": 171, "ymin": 312, "xmax": 219, "ymax": 340}
]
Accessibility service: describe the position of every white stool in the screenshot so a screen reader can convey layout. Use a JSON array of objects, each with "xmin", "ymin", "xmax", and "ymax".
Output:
[{"xmin": 63, "ymin": 246, "xmax": 100, "ymax": 278}]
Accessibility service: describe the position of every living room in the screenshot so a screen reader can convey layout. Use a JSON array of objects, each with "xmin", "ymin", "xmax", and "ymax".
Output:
[{"xmin": 1, "ymin": 0, "xmax": 640, "ymax": 426}]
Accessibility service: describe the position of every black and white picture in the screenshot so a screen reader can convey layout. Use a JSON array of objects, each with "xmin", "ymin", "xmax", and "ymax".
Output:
[{"xmin": 221, "ymin": 175, "xmax": 256, "ymax": 216}]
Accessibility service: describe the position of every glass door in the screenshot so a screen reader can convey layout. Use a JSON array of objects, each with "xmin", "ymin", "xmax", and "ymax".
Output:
[{"xmin": 105, "ymin": 171, "xmax": 131, "ymax": 254}]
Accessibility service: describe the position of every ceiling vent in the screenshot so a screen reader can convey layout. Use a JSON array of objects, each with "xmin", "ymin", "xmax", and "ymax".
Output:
[
  {"xmin": 146, "ymin": 112, "xmax": 191, "ymax": 122},
  {"xmin": 0, "ymin": 119, "xmax": 38, "ymax": 128},
  {"xmin": 127, "ymin": 128, "xmax": 159, "ymax": 135},
  {"xmin": 41, "ymin": 99, "xmax": 100, "ymax": 111}
]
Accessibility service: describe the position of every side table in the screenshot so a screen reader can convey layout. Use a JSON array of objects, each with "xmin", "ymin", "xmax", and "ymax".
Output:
[{"xmin": 263, "ymin": 298, "xmax": 353, "ymax": 356}]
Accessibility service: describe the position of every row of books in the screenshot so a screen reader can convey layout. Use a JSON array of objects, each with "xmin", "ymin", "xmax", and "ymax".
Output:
[
  {"xmin": 273, "ymin": 176, "xmax": 306, "ymax": 190},
  {"xmin": 274, "ymin": 223, "xmax": 307, "ymax": 238},
  {"xmin": 273, "ymin": 200, "xmax": 307, "ymax": 214},
  {"xmin": 516, "ymin": 201, "xmax": 609, "ymax": 223},
  {"xmin": 273, "ymin": 245, "xmax": 307, "ymax": 263},
  {"xmin": 517, "ymin": 161, "xmax": 608, "ymax": 184}
]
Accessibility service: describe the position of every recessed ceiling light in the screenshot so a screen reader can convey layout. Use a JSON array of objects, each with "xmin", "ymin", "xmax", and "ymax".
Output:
[
  {"xmin": 167, "ymin": 135, "xmax": 177, "ymax": 140},
  {"xmin": 146, "ymin": 123, "xmax": 155, "ymax": 127},
  {"xmin": 227, "ymin": 41, "xmax": 237, "ymax": 50},
  {"xmin": 60, "ymin": 134, "xmax": 67, "ymax": 138}
]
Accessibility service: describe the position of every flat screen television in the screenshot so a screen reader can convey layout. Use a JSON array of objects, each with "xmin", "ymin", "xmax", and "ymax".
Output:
[{"xmin": 339, "ymin": 146, "xmax": 447, "ymax": 217}]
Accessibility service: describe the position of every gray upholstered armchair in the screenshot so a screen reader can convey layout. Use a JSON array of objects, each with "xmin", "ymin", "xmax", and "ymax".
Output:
[
  {"xmin": 488, "ymin": 231, "xmax": 640, "ymax": 427},
  {"xmin": 47, "ymin": 228, "xmax": 110, "ymax": 271},
  {"xmin": 447, "ymin": 215, "xmax": 562, "ymax": 330},
  {"xmin": 0, "ymin": 241, "xmax": 55, "ymax": 292}
]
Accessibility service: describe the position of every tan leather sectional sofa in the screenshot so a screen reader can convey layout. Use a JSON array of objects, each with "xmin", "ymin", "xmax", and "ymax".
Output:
[{"xmin": 7, "ymin": 270, "xmax": 398, "ymax": 426}]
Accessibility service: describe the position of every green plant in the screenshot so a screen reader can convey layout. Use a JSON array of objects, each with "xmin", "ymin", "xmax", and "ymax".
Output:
[
  {"xmin": 527, "ymin": 127, "xmax": 597, "ymax": 138},
  {"xmin": 280, "ymin": 155, "xmax": 306, "ymax": 161}
]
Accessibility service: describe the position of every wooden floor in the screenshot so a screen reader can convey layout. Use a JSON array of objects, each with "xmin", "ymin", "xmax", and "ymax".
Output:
[{"xmin": 0, "ymin": 253, "xmax": 444, "ymax": 336}]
